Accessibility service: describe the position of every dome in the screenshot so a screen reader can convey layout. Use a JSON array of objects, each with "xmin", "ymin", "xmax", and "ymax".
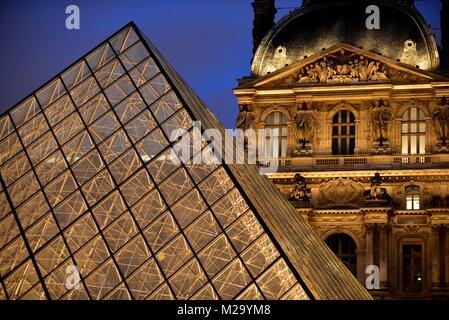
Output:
[{"xmin": 251, "ymin": 0, "xmax": 439, "ymax": 76}]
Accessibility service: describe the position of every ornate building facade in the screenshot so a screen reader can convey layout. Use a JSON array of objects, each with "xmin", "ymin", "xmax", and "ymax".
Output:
[{"xmin": 235, "ymin": 0, "xmax": 449, "ymax": 299}]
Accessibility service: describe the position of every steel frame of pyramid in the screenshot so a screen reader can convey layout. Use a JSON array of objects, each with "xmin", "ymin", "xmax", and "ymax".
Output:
[{"xmin": 0, "ymin": 22, "xmax": 371, "ymax": 300}]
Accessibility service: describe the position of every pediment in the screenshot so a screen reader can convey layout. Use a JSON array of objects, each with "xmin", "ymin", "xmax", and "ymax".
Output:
[{"xmin": 240, "ymin": 44, "xmax": 447, "ymax": 89}]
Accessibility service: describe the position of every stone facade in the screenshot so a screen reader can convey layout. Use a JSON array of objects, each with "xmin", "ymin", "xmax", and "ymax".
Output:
[{"xmin": 235, "ymin": 41, "xmax": 449, "ymax": 298}]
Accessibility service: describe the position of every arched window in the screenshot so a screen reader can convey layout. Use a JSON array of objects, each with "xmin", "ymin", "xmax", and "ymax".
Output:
[
  {"xmin": 402, "ymin": 107, "xmax": 426, "ymax": 155},
  {"xmin": 264, "ymin": 112, "xmax": 287, "ymax": 158},
  {"xmin": 405, "ymin": 186, "xmax": 420, "ymax": 210},
  {"xmin": 325, "ymin": 233, "xmax": 357, "ymax": 276},
  {"xmin": 332, "ymin": 110, "xmax": 355, "ymax": 155}
]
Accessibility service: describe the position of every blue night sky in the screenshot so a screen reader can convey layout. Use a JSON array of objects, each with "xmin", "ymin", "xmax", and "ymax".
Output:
[{"xmin": 0, "ymin": 0, "xmax": 442, "ymax": 128}]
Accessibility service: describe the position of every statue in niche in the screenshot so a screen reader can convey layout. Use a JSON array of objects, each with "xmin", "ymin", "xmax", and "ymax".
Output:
[
  {"xmin": 369, "ymin": 172, "xmax": 383, "ymax": 199},
  {"xmin": 293, "ymin": 102, "xmax": 319, "ymax": 149},
  {"xmin": 288, "ymin": 173, "xmax": 311, "ymax": 203},
  {"xmin": 236, "ymin": 104, "xmax": 256, "ymax": 150},
  {"xmin": 400, "ymin": 39, "xmax": 418, "ymax": 67},
  {"xmin": 365, "ymin": 172, "xmax": 391, "ymax": 201},
  {"xmin": 236, "ymin": 104, "xmax": 256, "ymax": 131},
  {"xmin": 370, "ymin": 99, "xmax": 392, "ymax": 146},
  {"xmin": 433, "ymin": 96, "xmax": 449, "ymax": 145}
]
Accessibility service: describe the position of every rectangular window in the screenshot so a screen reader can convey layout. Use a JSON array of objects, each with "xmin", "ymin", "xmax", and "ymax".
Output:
[{"xmin": 402, "ymin": 244, "xmax": 423, "ymax": 293}]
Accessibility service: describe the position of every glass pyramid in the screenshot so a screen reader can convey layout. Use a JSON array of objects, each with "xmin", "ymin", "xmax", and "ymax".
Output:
[{"xmin": 0, "ymin": 23, "xmax": 371, "ymax": 300}]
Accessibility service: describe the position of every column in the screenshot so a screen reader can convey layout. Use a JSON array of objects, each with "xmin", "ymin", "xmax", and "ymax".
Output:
[
  {"xmin": 379, "ymin": 224, "xmax": 389, "ymax": 289},
  {"xmin": 431, "ymin": 225, "xmax": 441, "ymax": 290},
  {"xmin": 445, "ymin": 226, "xmax": 449, "ymax": 289},
  {"xmin": 365, "ymin": 223, "xmax": 375, "ymax": 269}
]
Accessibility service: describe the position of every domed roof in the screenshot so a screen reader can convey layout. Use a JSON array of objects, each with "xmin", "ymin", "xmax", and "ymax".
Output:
[{"xmin": 251, "ymin": 0, "xmax": 439, "ymax": 76}]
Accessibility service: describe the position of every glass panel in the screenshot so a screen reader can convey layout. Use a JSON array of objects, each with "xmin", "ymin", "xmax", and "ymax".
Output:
[
  {"xmin": 212, "ymin": 188, "xmax": 248, "ymax": 228},
  {"xmin": 0, "ymin": 237, "xmax": 29, "ymax": 277},
  {"xmin": 104, "ymin": 75, "xmax": 135, "ymax": 106},
  {"xmin": 131, "ymin": 189, "xmax": 166, "ymax": 229},
  {"xmin": 237, "ymin": 283, "xmax": 263, "ymax": 300},
  {"xmin": 78, "ymin": 93, "xmax": 110, "ymax": 126},
  {"xmin": 16, "ymin": 192, "xmax": 49, "ymax": 230},
  {"xmin": 27, "ymin": 220, "xmax": 56, "ymax": 253},
  {"xmin": 0, "ymin": 132, "xmax": 23, "ymax": 166},
  {"xmin": 149, "ymin": 91, "xmax": 181, "ymax": 124},
  {"xmin": 419, "ymin": 135, "xmax": 426, "ymax": 154},
  {"xmin": 36, "ymin": 79, "xmax": 65, "ymax": 109},
  {"xmin": 44, "ymin": 170, "xmax": 77, "ymax": 207},
  {"xmin": 98, "ymin": 129, "xmax": 131, "ymax": 164},
  {"xmin": 18, "ymin": 113, "xmax": 49, "ymax": 146},
  {"xmin": 110, "ymin": 26, "xmax": 139, "ymax": 54},
  {"xmin": 104, "ymin": 282, "xmax": 131, "ymax": 300},
  {"xmin": 94, "ymin": 58, "xmax": 125, "ymax": 89},
  {"xmin": 129, "ymin": 57, "xmax": 160, "ymax": 87},
  {"xmin": 241, "ymin": 234, "xmax": 279, "ymax": 277},
  {"xmin": 410, "ymin": 107, "xmax": 417, "ymax": 120},
  {"xmin": 119, "ymin": 42, "xmax": 149, "ymax": 70},
  {"xmin": 256, "ymin": 259, "xmax": 296, "ymax": 300},
  {"xmin": 88, "ymin": 112, "xmax": 120, "ymax": 144},
  {"xmin": 199, "ymin": 167, "xmax": 233, "ymax": 206},
  {"xmin": 8, "ymin": 170, "xmax": 40, "ymax": 208},
  {"xmin": 53, "ymin": 112, "xmax": 84, "ymax": 145},
  {"xmin": 92, "ymin": 190, "xmax": 127, "ymax": 229},
  {"xmin": 11, "ymin": 97, "xmax": 40, "ymax": 128},
  {"xmin": 185, "ymin": 211, "xmax": 221, "ymax": 252},
  {"xmin": 402, "ymin": 123, "xmax": 408, "ymax": 133},
  {"xmin": 82, "ymin": 169, "xmax": 115, "ymax": 206},
  {"xmin": 161, "ymin": 109, "xmax": 193, "ymax": 139},
  {"xmin": 159, "ymin": 168, "xmax": 193, "ymax": 205},
  {"xmin": 212, "ymin": 259, "xmax": 251, "ymax": 300},
  {"xmin": 53, "ymin": 191, "xmax": 87, "ymax": 229},
  {"xmin": 109, "ymin": 148, "xmax": 142, "ymax": 184},
  {"xmin": 126, "ymin": 258, "xmax": 164, "ymax": 300},
  {"xmin": 120, "ymin": 169, "xmax": 154, "ymax": 206},
  {"xmin": 0, "ymin": 151, "xmax": 31, "ymax": 186},
  {"xmin": 410, "ymin": 136, "xmax": 417, "ymax": 154},
  {"xmin": 125, "ymin": 110, "xmax": 157, "ymax": 143},
  {"xmin": 147, "ymin": 148, "xmax": 180, "ymax": 183},
  {"xmin": 72, "ymin": 149, "xmax": 104, "ymax": 185},
  {"xmin": 103, "ymin": 211, "xmax": 138, "ymax": 252},
  {"xmin": 171, "ymin": 189, "xmax": 207, "ymax": 228},
  {"xmin": 3, "ymin": 259, "xmax": 39, "ymax": 299},
  {"xmin": 136, "ymin": 128, "xmax": 168, "ymax": 163},
  {"xmin": 69, "ymin": 76, "xmax": 100, "ymax": 107},
  {"xmin": 192, "ymin": 283, "xmax": 218, "ymax": 300},
  {"xmin": 35, "ymin": 236, "xmax": 70, "ymax": 276},
  {"xmin": 0, "ymin": 115, "xmax": 14, "ymax": 141},
  {"xmin": 169, "ymin": 259, "xmax": 207, "ymax": 299},
  {"xmin": 35, "ymin": 150, "xmax": 67, "ymax": 186},
  {"xmin": 61, "ymin": 60, "xmax": 91, "ymax": 90},
  {"xmin": 74, "ymin": 235, "xmax": 110, "ymax": 276},
  {"xmin": 0, "ymin": 213, "xmax": 20, "ymax": 250},
  {"xmin": 44, "ymin": 95, "xmax": 75, "ymax": 127},
  {"xmin": 114, "ymin": 235, "xmax": 150, "ymax": 277},
  {"xmin": 140, "ymin": 75, "xmax": 171, "ymax": 106},
  {"xmin": 44, "ymin": 259, "xmax": 75, "ymax": 300},
  {"xmin": 155, "ymin": 235, "xmax": 192, "ymax": 277},
  {"xmin": 402, "ymin": 136, "xmax": 408, "ymax": 155},
  {"xmin": 114, "ymin": 92, "xmax": 146, "ymax": 125},
  {"xmin": 198, "ymin": 234, "xmax": 236, "ymax": 278},
  {"xmin": 86, "ymin": 43, "xmax": 115, "ymax": 72},
  {"xmin": 62, "ymin": 130, "xmax": 95, "ymax": 164},
  {"xmin": 85, "ymin": 259, "xmax": 121, "ymax": 300},
  {"xmin": 143, "ymin": 211, "xmax": 179, "ymax": 252}
]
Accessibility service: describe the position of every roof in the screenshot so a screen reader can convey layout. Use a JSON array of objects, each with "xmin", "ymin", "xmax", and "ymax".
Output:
[
  {"xmin": 0, "ymin": 22, "xmax": 371, "ymax": 300},
  {"xmin": 251, "ymin": 0, "xmax": 439, "ymax": 76}
]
